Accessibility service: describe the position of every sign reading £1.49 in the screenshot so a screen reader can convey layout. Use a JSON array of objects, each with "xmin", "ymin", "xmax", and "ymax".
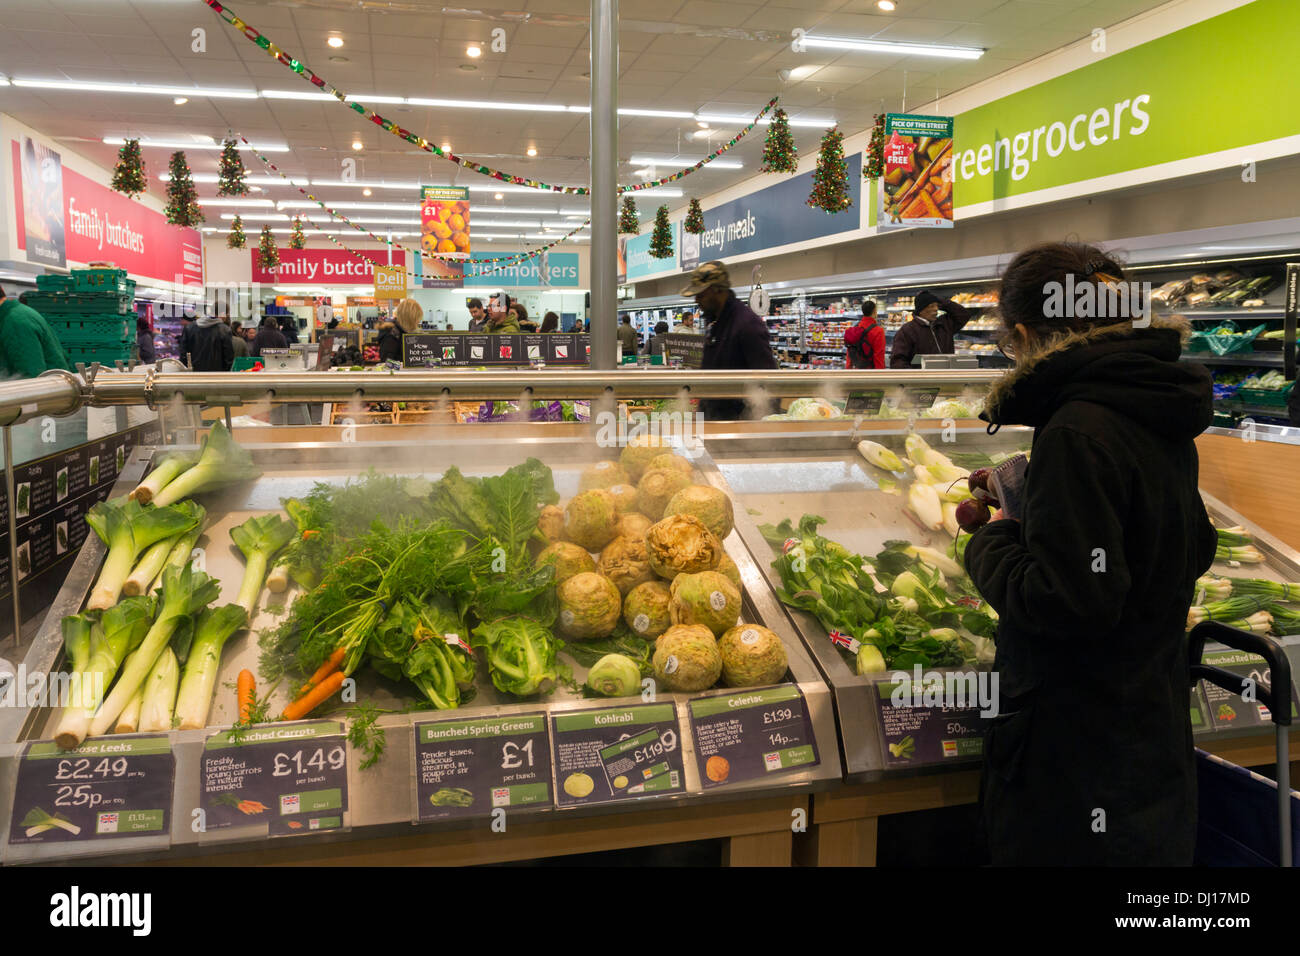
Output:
[{"xmin": 374, "ymin": 265, "xmax": 408, "ymax": 300}]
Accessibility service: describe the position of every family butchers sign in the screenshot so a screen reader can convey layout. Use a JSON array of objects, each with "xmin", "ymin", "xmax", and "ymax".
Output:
[{"xmin": 251, "ymin": 248, "xmax": 407, "ymax": 284}]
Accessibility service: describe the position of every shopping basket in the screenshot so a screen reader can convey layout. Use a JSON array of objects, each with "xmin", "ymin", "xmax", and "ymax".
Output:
[{"xmin": 1189, "ymin": 621, "xmax": 1297, "ymax": 866}]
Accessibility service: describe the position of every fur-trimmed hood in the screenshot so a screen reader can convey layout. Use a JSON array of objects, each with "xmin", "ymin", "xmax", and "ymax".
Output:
[{"xmin": 982, "ymin": 313, "xmax": 1212, "ymax": 438}]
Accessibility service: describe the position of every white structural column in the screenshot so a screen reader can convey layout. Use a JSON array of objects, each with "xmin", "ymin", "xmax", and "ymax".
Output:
[{"xmin": 588, "ymin": 0, "xmax": 619, "ymax": 369}]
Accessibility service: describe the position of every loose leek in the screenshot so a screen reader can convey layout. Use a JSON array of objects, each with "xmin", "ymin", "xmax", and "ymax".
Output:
[
  {"xmin": 122, "ymin": 502, "xmax": 205, "ymax": 597},
  {"xmin": 151, "ymin": 422, "xmax": 261, "ymax": 507},
  {"xmin": 84, "ymin": 497, "xmax": 203, "ymax": 610},
  {"xmin": 173, "ymin": 604, "xmax": 248, "ymax": 730},
  {"xmin": 114, "ymin": 686, "xmax": 145, "ymax": 735},
  {"xmin": 230, "ymin": 514, "xmax": 295, "ymax": 617},
  {"xmin": 137, "ymin": 647, "xmax": 179, "ymax": 733},
  {"xmin": 129, "ymin": 451, "xmax": 199, "ymax": 505},
  {"xmin": 149, "ymin": 520, "xmax": 208, "ymax": 594},
  {"xmin": 53, "ymin": 597, "xmax": 154, "ymax": 750}
]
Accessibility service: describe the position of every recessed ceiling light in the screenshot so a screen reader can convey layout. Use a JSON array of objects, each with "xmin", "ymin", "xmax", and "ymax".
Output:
[
  {"xmin": 173, "ymin": 96, "xmax": 188, "ymax": 105},
  {"xmin": 250, "ymin": 186, "xmax": 263, "ymax": 193},
  {"xmin": 329, "ymin": 55, "xmax": 349, "ymax": 63},
  {"xmin": 459, "ymin": 64, "xmax": 477, "ymax": 72},
  {"xmin": 697, "ymin": 121, "xmax": 709, "ymax": 129},
  {"xmin": 877, "ymin": 0, "xmax": 896, "ymax": 10},
  {"xmin": 327, "ymin": 36, "xmax": 345, "ymax": 49},
  {"xmin": 441, "ymin": 143, "xmax": 451, "ymax": 152},
  {"xmin": 466, "ymin": 45, "xmax": 482, "ymax": 58},
  {"xmin": 494, "ymin": 192, "xmax": 503, "ymax": 200},
  {"xmin": 362, "ymin": 188, "xmax": 372, "ymax": 196},
  {"xmin": 351, "ymin": 140, "xmax": 363, "ymax": 150},
  {"xmin": 526, "ymin": 146, "xmax": 538, "ymax": 157},
  {"xmin": 789, "ymin": 65, "xmax": 820, "ymax": 80}
]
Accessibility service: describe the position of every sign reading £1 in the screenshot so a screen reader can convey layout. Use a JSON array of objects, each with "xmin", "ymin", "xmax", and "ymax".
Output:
[{"xmin": 374, "ymin": 265, "xmax": 408, "ymax": 299}]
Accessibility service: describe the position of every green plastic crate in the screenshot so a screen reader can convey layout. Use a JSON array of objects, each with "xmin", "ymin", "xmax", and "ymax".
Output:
[
  {"xmin": 1237, "ymin": 382, "xmax": 1295, "ymax": 407},
  {"xmin": 20, "ymin": 291, "xmax": 134, "ymax": 314},
  {"xmin": 49, "ymin": 314, "xmax": 135, "ymax": 344},
  {"xmin": 64, "ymin": 344, "xmax": 135, "ymax": 367},
  {"xmin": 36, "ymin": 274, "xmax": 77, "ymax": 292},
  {"xmin": 74, "ymin": 268, "xmax": 134, "ymax": 295},
  {"xmin": 231, "ymin": 357, "xmax": 263, "ymax": 371}
]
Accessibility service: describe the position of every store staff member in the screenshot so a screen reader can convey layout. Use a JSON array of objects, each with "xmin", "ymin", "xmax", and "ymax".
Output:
[
  {"xmin": 0, "ymin": 284, "xmax": 72, "ymax": 378},
  {"xmin": 680, "ymin": 261, "xmax": 777, "ymax": 419},
  {"xmin": 889, "ymin": 290, "xmax": 971, "ymax": 368}
]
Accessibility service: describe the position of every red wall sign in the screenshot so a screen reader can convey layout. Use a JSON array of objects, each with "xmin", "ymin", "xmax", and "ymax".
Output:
[
  {"xmin": 11, "ymin": 140, "xmax": 203, "ymax": 287},
  {"xmin": 251, "ymin": 248, "xmax": 406, "ymax": 285}
]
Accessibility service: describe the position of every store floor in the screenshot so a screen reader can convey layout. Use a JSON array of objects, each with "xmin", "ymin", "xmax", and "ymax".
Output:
[{"xmin": 479, "ymin": 805, "xmax": 989, "ymax": 866}]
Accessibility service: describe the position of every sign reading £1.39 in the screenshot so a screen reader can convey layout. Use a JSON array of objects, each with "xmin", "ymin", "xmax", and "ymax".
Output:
[{"xmin": 373, "ymin": 265, "xmax": 408, "ymax": 300}]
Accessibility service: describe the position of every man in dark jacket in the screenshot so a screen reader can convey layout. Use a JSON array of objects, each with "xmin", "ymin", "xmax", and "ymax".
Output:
[
  {"xmin": 964, "ymin": 247, "xmax": 1217, "ymax": 866},
  {"xmin": 889, "ymin": 290, "xmax": 970, "ymax": 368},
  {"xmin": 190, "ymin": 315, "xmax": 234, "ymax": 371},
  {"xmin": 251, "ymin": 316, "xmax": 287, "ymax": 357},
  {"xmin": 680, "ymin": 261, "xmax": 777, "ymax": 419}
]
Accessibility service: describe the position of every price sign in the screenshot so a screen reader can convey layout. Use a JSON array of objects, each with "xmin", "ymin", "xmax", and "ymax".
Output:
[
  {"xmin": 8, "ymin": 735, "xmax": 174, "ymax": 845},
  {"xmin": 843, "ymin": 390, "xmax": 884, "ymax": 415},
  {"xmin": 900, "ymin": 386, "xmax": 941, "ymax": 410},
  {"xmin": 200, "ymin": 720, "xmax": 349, "ymax": 836},
  {"xmin": 414, "ymin": 713, "xmax": 551, "ymax": 821},
  {"xmin": 872, "ymin": 680, "xmax": 987, "ymax": 768},
  {"xmin": 1199, "ymin": 649, "xmax": 1299, "ymax": 730},
  {"xmin": 550, "ymin": 703, "xmax": 684, "ymax": 807},
  {"xmin": 688, "ymin": 684, "xmax": 819, "ymax": 789}
]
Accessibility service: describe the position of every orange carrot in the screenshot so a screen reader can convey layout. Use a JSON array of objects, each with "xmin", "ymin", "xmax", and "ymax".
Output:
[
  {"xmin": 237, "ymin": 669, "xmax": 256, "ymax": 723},
  {"xmin": 296, "ymin": 648, "xmax": 345, "ymax": 700},
  {"xmin": 282, "ymin": 670, "xmax": 345, "ymax": 722}
]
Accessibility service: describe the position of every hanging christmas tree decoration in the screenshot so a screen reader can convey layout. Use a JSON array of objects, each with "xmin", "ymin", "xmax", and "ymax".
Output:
[
  {"xmin": 164, "ymin": 151, "xmax": 204, "ymax": 227},
  {"xmin": 683, "ymin": 198, "xmax": 705, "ymax": 235},
  {"xmin": 227, "ymin": 215, "xmax": 247, "ymax": 249},
  {"xmin": 111, "ymin": 138, "xmax": 147, "ymax": 198},
  {"xmin": 258, "ymin": 225, "xmax": 280, "ymax": 272},
  {"xmin": 289, "ymin": 216, "xmax": 307, "ymax": 250},
  {"xmin": 216, "ymin": 138, "xmax": 249, "ymax": 196},
  {"xmin": 759, "ymin": 107, "xmax": 798, "ymax": 174},
  {"xmin": 865, "ymin": 113, "xmax": 886, "ymax": 182},
  {"xmin": 806, "ymin": 127, "xmax": 853, "ymax": 214},
  {"xmin": 649, "ymin": 205, "xmax": 674, "ymax": 259},
  {"xmin": 618, "ymin": 195, "xmax": 640, "ymax": 234}
]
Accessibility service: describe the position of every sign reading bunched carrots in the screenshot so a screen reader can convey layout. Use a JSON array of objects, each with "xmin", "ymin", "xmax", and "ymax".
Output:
[{"xmin": 878, "ymin": 114, "xmax": 954, "ymax": 230}]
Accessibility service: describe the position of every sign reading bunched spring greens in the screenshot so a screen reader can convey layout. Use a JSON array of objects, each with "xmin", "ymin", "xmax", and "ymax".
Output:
[
  {"xmin": 688, "ymin": 684, "xmax": 819, "ymax": 788},
  {"xmin": 8, "ymin": 735, "xmax": 173, "ymax": 845},
  {"xmin": 200, "ymin": 720, "xmax": 349, "ymax": 836},
  {"xmin": 414, "ymin": 713, "xmax": 552, "ymax": 821},
  {"xmin": 550, "ymin": 703, "xmax": 684, "ymax": 807}
]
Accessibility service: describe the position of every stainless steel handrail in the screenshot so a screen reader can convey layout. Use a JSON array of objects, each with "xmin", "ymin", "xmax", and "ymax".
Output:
[{"xmin": 0, "ymin": 367, "xmax": 1002, "ymax": 426}]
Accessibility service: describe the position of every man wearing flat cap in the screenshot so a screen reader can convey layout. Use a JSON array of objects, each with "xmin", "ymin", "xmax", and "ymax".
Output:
[
  {"xmin": 679, "ymin": 260, "xmax": 777, "ymax": 420},
  {"xmin": 889, "ymin": 289, "xmax": 971, "ymax": 369}
]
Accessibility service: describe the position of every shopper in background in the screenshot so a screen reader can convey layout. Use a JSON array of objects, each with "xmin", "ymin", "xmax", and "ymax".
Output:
[
  {"xmin": 673, "ymin": 313, "xmax": 696, "ymax": 333},
  {"xmin": 844, "ymin": 301, "xmax": 886, "ymax": 369},
  {"xmin": 648, "ymin": 320, "xmax": 670, "ymax": 357},
  {"xmin": 0, "ymin": 283, "xmax": 73, "ymax": 378},
  {"xmin": 617, "ymin": 315, "xmax": 639, "ymax": 355},
  {"xmin": 467, "ymin": 298, "xmax": 487, "ymax": 333},
  {"xmin": 486, "ymin": 301, "xmax": 521, "ymax": 334},
  {"xmin": 278, "ymin": 314, "xmax": 301, "ymax": 345},
  {"xmin": 964, "ymin": 241, "xmax": 1216, "ymax": 866},
  {"xmin": 680, "ymin": 261, "xmax": 777, "ymax": 419},
  {"xmin": 377, "ymin": 297, "xmax": 422, "ymax": 363},
  {"xmin": 510, "ymin": 301, "xmax": 536, "ymax": 332},
  {"xmin": 190, "ymin": 313, "xmax": 235, "ymax": 372},
  {"xmin": 540, "ymin": 311, "xmax": 559, "ymax": 334},
  {"xmin": 230, "ymin": 321, "xmax": 249, "ymax": 359},
  {"xmin": 889, "ymin": 290, "xmax": 970, "ymax": 368},
  {"xmin": 572, "ymin": 318, "xmax": 585, "ymax": 333},
  {"xmin": 177, "ymin": 315, "xmax": 195, "ymax": 364},
  {"xmin": 136, "ymin": 315, "xmax": 156, "ymax": 365},
  {"xmin": 250, "ymin": 315, "xmax": 287, "ymax": 357}
]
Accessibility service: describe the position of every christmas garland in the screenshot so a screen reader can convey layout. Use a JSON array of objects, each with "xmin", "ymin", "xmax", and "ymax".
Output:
[
  {"xmin": 201, "ymin": 0, "xmax": 774, "ymax": 195},
  {"xmin": 239, "ymin": 134, "xmax": 590, "ymax": 276}
]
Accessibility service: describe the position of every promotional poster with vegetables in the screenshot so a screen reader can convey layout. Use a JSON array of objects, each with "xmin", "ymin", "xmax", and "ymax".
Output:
[
  {"xmin": 878, "ymin": 114, "xmax": 954, "ymax": 229},
  {"xmin": 421, "ymin": 186, "xmax": 471, "ymax": 258}
]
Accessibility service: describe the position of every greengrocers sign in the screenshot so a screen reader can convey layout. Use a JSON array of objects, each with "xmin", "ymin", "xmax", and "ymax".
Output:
[{"xmin": 953, "ymin": 0, "xmax": 1300, "ymax": 208}]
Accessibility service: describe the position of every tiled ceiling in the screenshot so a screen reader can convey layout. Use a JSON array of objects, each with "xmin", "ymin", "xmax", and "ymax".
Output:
[{"xmin": 0, "ymin": 0, "xmax": 1173, "ymax": 240}]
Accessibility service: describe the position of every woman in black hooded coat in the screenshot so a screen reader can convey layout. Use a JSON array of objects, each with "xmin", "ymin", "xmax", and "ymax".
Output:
[{"xmin": 964, "ymin": 241, "xmax": 1218, "ymax": 866}]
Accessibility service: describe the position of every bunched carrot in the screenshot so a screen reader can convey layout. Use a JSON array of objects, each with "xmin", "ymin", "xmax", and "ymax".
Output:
[
  {"xmin": 281, "ymin": 670, "xmax": 345, "ymax": 722},
  {"xmin": 237, "ymin": 669, "xmax": 256, "ymax": 723},
  {"xmin": 296, "ymin": 647, "xmax": 345, "ymax": 700}
]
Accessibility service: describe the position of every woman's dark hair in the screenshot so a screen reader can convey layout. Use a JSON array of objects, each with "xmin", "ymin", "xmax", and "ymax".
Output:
[
  {"xmin": 137, "ymin": 315, "xmax": 150, "ymax": 332},
  {"xmin": 540, "ymin": 311, "xmax": 558, "ymax": 333},
  {"xmin": 998, "ymin": 241, "xmax": 1130, "ymax": 335},
  {"xmin": 510, "ymin": 302, "xmax": 529, "ymax": 324},
  {"xmin": 261, "ymin": 316, "xmax": 278, "ymax": 329},
  {"xmin": 862, "ymin": 300, "xmax": 877, "ymax": 318},
  {"xmin": 655, "ymin": 320, "xmax": 669, "ymax": 334}
]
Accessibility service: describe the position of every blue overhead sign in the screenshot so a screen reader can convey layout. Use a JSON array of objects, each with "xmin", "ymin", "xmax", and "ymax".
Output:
[{"xmin": 463, "ymin": 251, "xmax": 581, "ymax": 288}]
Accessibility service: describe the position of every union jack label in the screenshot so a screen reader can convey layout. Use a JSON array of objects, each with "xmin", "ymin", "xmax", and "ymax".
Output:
[{"xmin": 828, "ymin": 630, "xmax": 861, "ymax": 654}]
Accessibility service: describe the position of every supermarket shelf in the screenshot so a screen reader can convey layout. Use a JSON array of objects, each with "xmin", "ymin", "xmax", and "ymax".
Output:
[
  {"xmin": 1181, "ymin": 353, "xmax": 1285, "ymax": 367},
  {"xmin": 1183, "ymin": 308, "xmax": 1286, "ymax": 320}
]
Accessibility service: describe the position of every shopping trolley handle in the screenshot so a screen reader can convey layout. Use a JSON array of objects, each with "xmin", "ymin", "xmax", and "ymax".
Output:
[{"xmin": 1189, "ymin": 621, "xmax": 1293, "ymax": 727}]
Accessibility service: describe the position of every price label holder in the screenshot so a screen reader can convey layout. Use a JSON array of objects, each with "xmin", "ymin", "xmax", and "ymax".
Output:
[
  {"xmin": 688, "ymin": 684, "xmax": 819, "ymax": 789},
  {"xmin": 199, "ymin": 720, "xmax": 349, "ymax": 837},
  {"xmin": 843, "ymin": 389, "xmax": 884, "ymax": 416},
  {"xmin": 901, "ymin": 386, "xmax": 941, "ymax": 410},
  {"xmin": 1198, "ymin": 648, "xmax": 1300, "ymax": 731},
  {"xmin": 872, "ymin": 676, "xmax": 990, "ymax": 769},
  {"xmin": 412, "ymin": 712, "xmax": 551, "ymax": 822},
  {"xmin": 550, "ymin": 702, "xmax": 685, "ymax": 808},
  {"xmin": 5, "ymin": 735, "xmax": 174, "ymax": 857}
]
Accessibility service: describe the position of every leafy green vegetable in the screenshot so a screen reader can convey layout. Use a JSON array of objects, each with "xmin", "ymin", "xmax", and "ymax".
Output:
[
  {"xmin": 230, "ymin": 513, "xmax": 295, "ymax": 616},
  {"xmin": 562, "ymin": 625, "xmax": 653, "ymax": 677},
  {"xmin": 470, "ymin": 616, "xmax": 559, "ymax": 697},
  {"xmin": 16, "ymin": 484, "xmax": 30, "ymax": 513}
]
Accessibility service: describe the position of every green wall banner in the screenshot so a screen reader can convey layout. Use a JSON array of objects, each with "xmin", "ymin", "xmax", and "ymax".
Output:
[{"xmin": 953, "ymin": 0, "xmax": 1300, "ymax": 209}]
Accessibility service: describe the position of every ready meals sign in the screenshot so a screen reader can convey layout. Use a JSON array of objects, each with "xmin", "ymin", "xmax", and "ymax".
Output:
[
  {"xmin": 251, "ymin": 248, "xmax": 406, "ymax": 284},
  {"xmin": 951, "ymin": 0, "xmax": 1300, "ymax": 211}
]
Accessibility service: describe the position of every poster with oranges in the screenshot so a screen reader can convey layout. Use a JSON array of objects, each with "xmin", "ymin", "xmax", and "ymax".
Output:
[{"xmin": 421, "ymin": 186, "xmax": 471, "ymax": 259}]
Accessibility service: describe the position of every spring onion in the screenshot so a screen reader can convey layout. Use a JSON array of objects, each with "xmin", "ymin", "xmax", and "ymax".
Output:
[{"xmin": 1187, "ymin": 594, "xmax": 1273, "ymax": 629}]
